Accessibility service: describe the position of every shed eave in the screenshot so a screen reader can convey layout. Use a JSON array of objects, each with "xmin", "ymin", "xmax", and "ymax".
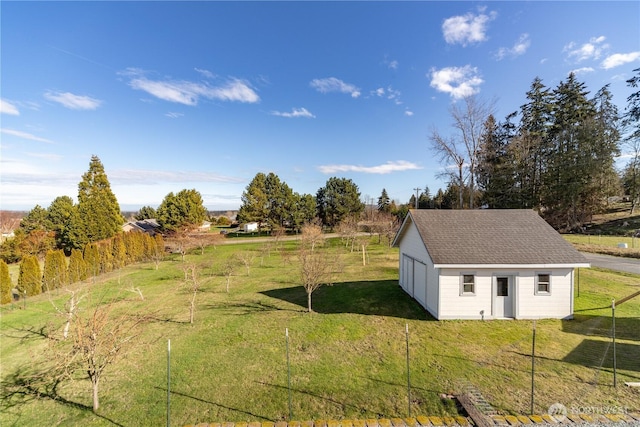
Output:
[{"xmin": 432, "ymin": 263, "xmax": 591, "ymax": 269}]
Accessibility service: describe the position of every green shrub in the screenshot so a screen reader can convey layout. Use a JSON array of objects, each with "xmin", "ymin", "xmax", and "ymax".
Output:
[
  {"xmin": 0, "ymin": 259, "xmax": 12, "ymax": 304},
  {"xmin": 17, "ymin": 254, "xmax": 41, "ymax": 296}
]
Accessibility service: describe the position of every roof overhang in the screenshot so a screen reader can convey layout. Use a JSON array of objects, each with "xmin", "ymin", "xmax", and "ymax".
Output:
[{"xmin": 433, "ymin": 263, "xmax": 591, "ymax": 269}]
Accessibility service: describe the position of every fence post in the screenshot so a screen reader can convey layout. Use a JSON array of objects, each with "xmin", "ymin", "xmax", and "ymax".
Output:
[
  {"xmin": 531, "ymin": 320, "xmax": 536, "ymax": 415},
  {"xmin": 167, "ymin": 339, "xmax": 171, "ymax": 427},
  {"xmin": 286, "ymin": 328, "xmax": 292, "ymax": 420},
  {"xmin": 406, "ymin": 323, "xmax": 411, "ymax": 417},
  {"xmin": 612, "ymin": 300, "xmax": 617, "ymax": 388}
]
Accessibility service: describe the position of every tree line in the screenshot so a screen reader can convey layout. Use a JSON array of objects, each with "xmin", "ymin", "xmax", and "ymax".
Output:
[{"xmin": 428, "ymin": 69, "xmax": 640, "ymax": 231}]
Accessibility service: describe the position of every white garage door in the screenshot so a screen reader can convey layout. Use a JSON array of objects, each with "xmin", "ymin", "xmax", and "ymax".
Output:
[{"xmin": 413, "ymin": 260, "xmax": 427, "ymax": 307}]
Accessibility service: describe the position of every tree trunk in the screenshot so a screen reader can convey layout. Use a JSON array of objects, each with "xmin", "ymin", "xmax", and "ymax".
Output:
[
  {"xmin": 307, "ymin": 291, "xmax": 312, "ymax": 312},
  {"xmin": 92, "ymin": 376, "xmax": 100, "ymax": 412}
]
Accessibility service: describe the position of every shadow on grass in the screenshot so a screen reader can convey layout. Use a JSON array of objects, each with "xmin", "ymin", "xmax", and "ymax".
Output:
[
  {"xmin": 204, "ymin": 300, "xmax": 299, "ymax": 315},
  {"xmin": 154, "ymin": 387, "xmax": 272, "ymax": 421},
  {"xmin": 261, "ymin": 280, "xmax": 431, "ymax": 320},
  {"xmin": 258, "ymin": 381, "xmax": 382, "ymax": 416},
  {"xmin": 562, "ymin": 313, "xmax": 640, "ymax": 341},
  {"xmin": 562, "ymin": 339, "xmax": 640, "ymax": 373},
  {"xmin": 0, "ymin": 365, "xmax": 124, "ymax": 426},
  {"xmin": 2, "ymin": 325, "xmax": 51, "ymax": 343}
]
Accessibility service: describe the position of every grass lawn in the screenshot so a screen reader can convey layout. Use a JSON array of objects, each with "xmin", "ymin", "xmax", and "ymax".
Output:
[{"xmin": 1, "ymin": 237, "xmax": 638, "ymax": 426}]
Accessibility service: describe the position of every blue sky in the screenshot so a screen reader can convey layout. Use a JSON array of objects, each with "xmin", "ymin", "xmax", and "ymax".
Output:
[{"xmin": 1, "ymin": 1, "xmax": 639, "ymax": 212}]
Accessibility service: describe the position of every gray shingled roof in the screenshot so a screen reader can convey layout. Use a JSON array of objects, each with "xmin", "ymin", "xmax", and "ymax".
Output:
[{"xmin": 401, "ymin": 209, "xmax": 589, "ymax": 266}]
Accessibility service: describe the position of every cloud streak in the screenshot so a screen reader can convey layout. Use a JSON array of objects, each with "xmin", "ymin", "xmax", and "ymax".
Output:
[
  {"xmin": 1, "ymin": 99, "xmax": 20, "ymax": 115},
  {"xmin": 318, "ymin": 160, "xmax": 421, "ymax": 174},
  {"xmin": 44, "ymin": 91, "xmax": 102, "ymax": 110},
  {"xmin": 1, "ymin": 128, "xmax": 53, "ymax": 143},
  {"xmin": 271, "ymin": 107, "xmax": 315, "ymax": 118},
  {"xmin": 123, "ymin": 69, "xmax": 260, "ymax": 105},
  {"xmin": 310, "ymin": 77, "xmax": 361, "ymax": 98},
  {"xmin": 495, "ymin": 34, "xmax": 530, "ymax": 60}
]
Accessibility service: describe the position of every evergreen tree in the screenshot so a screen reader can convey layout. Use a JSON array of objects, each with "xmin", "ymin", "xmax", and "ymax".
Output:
[
  {"xmin": 377, "ymin": 188, "xmax": 391, "ymax": 212},
  {"xmin": 84, "ymin": 243, "xmax": 100, "ymax": 280},
  {"xmin": 47, "ymin": 195, "xmax": 79, "ymax": 254},
  {"xmin": 17, "ymin": 254, "xmax": 41, "ymax": 296},
  {"xmin": 75, "ymin": 156, "xmax": 123, "ymax": 246},
  {"xmin": 68, "ymin": 248, "xmax": 88, "ymax": 283},
  {"xmin": 515, "ymin": 77, "xmax": 554, "ymax": 208},
  {"xmin": 264, "ymin": 172, "xmax": 295, "ymax": 229},
  {"xmin": 543, "ymin": 74, "xmax": 599, "ymax": 230},
  {"xmin": 316, "ymin": 177, "xmax": 364, "ymax": 228},
  {"xmin": 43, "ymin": 249, "xmax": 68, "ymax": 292},
  {"xmin": 290, "ymin": 193, "xmax": 317, "ymax": 232},
  {"xmin": 19, "ymin": 205, "xmax": 49, "ymax": 234},
  {"xmin": 135, "ymin": 206, "xmax": 157, "ymax": 220},
  {"xmin": 156, "ymin": 189, "xmax": 207, "ymax": 233},
  {"xmin": 622, "ymin": 68, "xmax": 640, "ymax": 213},
  {"xmin": 237, "ymin": 173, "xmax": 269, "ymax": 228},
  {"xmin": 477, "ymin": 113, "xmax": 519, "ymax": 208},
  {"xmin": 112, "ymin": 233, "xmax": 127, "ymax": 269},
  {"xmin": 1, "ymin": 259, "xmax": 12, "ymax": 304}
]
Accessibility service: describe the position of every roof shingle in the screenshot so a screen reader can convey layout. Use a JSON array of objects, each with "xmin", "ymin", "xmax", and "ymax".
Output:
[{"xmin": 405, "ymin": 209, "xmax": 588, "ymax": 266}]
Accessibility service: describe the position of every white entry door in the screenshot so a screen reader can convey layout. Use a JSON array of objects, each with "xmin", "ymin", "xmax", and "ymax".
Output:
[{"xmin": 494, "ymin": 276, "xmax": 513, "ymax": 318}]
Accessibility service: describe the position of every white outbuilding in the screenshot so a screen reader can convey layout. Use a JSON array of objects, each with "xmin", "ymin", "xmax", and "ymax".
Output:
[{"xmin": 392, "ymin": 209, "xmax": 590, "ymax": 320}]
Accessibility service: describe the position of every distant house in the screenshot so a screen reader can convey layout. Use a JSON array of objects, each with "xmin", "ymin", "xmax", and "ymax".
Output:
[
  {"xmin": 198, "ymin": 221, "xmax": 212, "ymax": 231},
  {"xmin": 392, "ymin": 210, "xmax": 590, "ymax": 320},
  {"xmin": 242, "ymin": 222, "xmax": 258, "ymax": 232},
  {"xmin": 122, "ymin": 219, "xmax": 161, "ymax": 236}
]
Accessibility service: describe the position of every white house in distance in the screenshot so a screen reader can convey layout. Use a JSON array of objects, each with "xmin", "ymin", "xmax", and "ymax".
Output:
[{"xmin": 392, "ymin": 209, "xmax": 590, "ymax": 320}]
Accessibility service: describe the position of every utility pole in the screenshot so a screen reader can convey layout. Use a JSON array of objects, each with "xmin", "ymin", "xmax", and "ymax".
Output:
[{"xmin": 413, "ymin": 188, "xmax": 421, "ymax": 209}]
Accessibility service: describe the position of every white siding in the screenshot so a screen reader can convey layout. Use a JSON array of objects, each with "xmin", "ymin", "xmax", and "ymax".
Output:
[
  {"xmin": 438, "ymin": 269, "xmax": 493, "ymax": 319},
  {"xmin": 397, "ymin": 220, "xmax": 439, "ymax": 317},
  {"xmin": 516, "ymin": 269, "xmax": 574, "ymax": 319}
]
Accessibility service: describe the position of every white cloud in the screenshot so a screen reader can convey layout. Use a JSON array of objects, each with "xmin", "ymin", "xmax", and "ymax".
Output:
[
  {"xmin": 194, "ymin": 68, "xmax": 215, "ymax": 79},
  {"xmin": 44, "ymin": 91, "xmax": 102, "ymax": 110},
  {"xmin": 429, "ymin": 65, "xmax": 483, "ymax": 99},
  {"xmin": 495, "ymin": 33, "xmax": 530, "ymax": 60},
  {"xmin": 1, "ymin": 99, "xmax": 20, "ymax": 115},
  {"xmin": 601, "ymin": 52, "xmax": 640, "ymax": 70},
  {"xmin": 404, "ymin": 110, "xmax": 414, "ymax": 117},
  {"xmin": 1, "ymin": 128, "xmax": 53, "ymax": 143},
  {"xmin": 165, "ymin": 112, "xmax": 184, "ymax": 119},
  {"xmin": 371, "ymin": 86, "xmax": 403, "ymax": 106},
  {"xmin": 564, "ymin": 36, "xmax": 608, "ymax": 62},
  {"xmin": 318, "ymin": 160, "xmax": 421, "ymax": 174},
  {"xmin": 442, "ymin": 10, "xmax": 496, "ymax": 46},
  {"xmin": 271, "ymin": 107, "xmax": 315, "ymax": 118},
  {"xmin": 310, "ymin": 77, "xmax": 361, "ymax": 98},
  {"xmin": 122, "ymin": 69, "xmax": 260, "ymax": 105},
  {"xmin": 570, "ymin": 67, "xmax": 595, "ymax": 75}
]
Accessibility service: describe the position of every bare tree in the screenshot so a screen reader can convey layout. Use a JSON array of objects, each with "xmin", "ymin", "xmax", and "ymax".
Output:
[
  {"xmin": 236, "ymin": 251, "xmax": 255, "ymax": 276},
  {"xmin": 221, "ymin": 257, "xmax": 235, "ymax": 293},
  {"xmin": 298, "ymin": 226, "xmax": 342, "ymax": 312},
  {"xmin": 55, "ymin": 298, "xmax": 147, "ymax": 412},
  {"xmin": 430, "ymin": 95, "xmax": 495, "ymax": 208},
  {"xmin": 336, "ymin": 217, "xmax": 359, "ymax": 252},
  {"xmin": 300, "ymin": 221, "xmax": 324, "ymax": 251},
  {"xmin": 181, "ymin": 262, "xmax": 202, "ymax": 324}
]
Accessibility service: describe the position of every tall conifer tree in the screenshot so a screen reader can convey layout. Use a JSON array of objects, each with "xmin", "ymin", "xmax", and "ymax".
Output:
[{"xmin": 75, "ymin": 156, "xmax": 122, "ymax": 246}]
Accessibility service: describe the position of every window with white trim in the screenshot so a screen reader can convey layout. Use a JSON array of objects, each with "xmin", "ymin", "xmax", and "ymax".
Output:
[
  {"xmin": 461, "ymin": 274, "xmax": 475, "ymax": 295},
  {"xmin": 536, "ymin": 273, "xmax": 551, "ymax": 295}
]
